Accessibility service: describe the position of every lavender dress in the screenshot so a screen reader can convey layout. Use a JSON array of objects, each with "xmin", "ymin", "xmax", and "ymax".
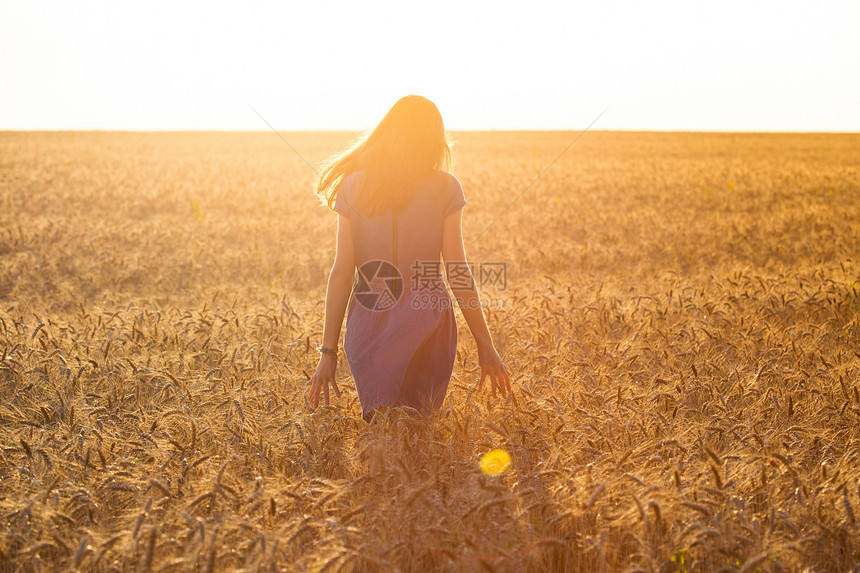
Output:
[{"xmin": 333, "ymin": 170, "xmax": 467, "ymax": 420}]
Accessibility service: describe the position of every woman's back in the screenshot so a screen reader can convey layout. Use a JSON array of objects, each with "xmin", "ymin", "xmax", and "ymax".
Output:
[{"xmin": 334, "ymin": 169, "xmax": 466, "ymax": 287}]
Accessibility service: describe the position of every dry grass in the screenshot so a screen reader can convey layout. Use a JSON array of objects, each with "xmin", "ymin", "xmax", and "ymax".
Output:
[{"xmin": 1, "ymin": 130, "xmax": 859, "ymax": 571}]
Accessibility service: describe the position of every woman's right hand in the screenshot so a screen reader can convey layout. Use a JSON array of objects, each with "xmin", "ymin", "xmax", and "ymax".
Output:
[
  {"xmin": 307, "ymin": 353, "xmax": 341, "ymax": 408},
  {"xmin": 476, "ymin": 343, "xmax": 512, "ymax": 398}
]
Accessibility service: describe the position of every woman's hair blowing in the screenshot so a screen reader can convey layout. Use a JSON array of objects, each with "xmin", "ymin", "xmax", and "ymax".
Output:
[{"xmin": 315, "ymin": 95, "xmax": 453, "ymax": 216}]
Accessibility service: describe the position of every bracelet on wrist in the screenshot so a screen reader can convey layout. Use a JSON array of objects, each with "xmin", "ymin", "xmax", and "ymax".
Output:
[{"xmin": 317, "ymin": 345, "xmax": 339, "ymax": 355}]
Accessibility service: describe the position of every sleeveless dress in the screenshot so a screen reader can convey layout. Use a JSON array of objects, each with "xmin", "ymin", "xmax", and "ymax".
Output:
[{"xmin": 333, "ymin": 170, "xmax": 467, "ymax": 421}]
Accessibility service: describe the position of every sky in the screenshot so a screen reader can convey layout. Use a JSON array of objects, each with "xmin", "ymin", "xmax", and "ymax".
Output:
[{"xmin": 1, "ymin": 0, "xmax": 859, "ymax": 132}]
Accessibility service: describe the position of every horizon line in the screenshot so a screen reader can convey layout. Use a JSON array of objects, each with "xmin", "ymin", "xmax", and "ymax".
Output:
[{"xmin": 2, "ymin": 128, "xmax": 859, "ymax": 135}]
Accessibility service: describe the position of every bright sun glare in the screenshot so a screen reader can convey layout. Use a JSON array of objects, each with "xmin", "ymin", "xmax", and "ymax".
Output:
[{"xmin": 1, "ymin": 0, "xmax": 859, "ymax": 131}]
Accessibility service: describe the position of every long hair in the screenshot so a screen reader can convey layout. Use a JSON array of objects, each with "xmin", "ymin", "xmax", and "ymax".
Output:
[{"xmin": 315, "ymin": 95, "xmax": 453, "ymax": 217}]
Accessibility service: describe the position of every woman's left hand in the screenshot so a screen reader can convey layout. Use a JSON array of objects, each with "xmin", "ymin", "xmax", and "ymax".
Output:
[{"xmin": 307, "ymin": 353, "xmax": 341, "ymax": 407}]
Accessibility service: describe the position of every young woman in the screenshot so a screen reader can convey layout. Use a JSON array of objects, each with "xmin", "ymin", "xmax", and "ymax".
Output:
[{"xmin": 307, "ymin": 95, "xmax": 512, "ymax": 421}]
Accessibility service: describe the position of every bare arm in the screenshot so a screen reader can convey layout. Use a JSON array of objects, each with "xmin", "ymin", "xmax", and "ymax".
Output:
[
  {"xmin": 308, "ymin": 213, "xmax": 356, "ymax": 407},
  {"xmin": 321, "ymin": 214, "xmax": 355, "ymax": 350},
  {"xmin": 441, "ymin": 208, "xmax": 512, "ymax": 397}
]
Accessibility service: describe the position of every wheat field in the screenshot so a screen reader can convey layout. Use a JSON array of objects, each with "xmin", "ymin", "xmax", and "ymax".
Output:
[{"xmin": 1, "ymin": 130, "xmax": 859, "ymax": 572}]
